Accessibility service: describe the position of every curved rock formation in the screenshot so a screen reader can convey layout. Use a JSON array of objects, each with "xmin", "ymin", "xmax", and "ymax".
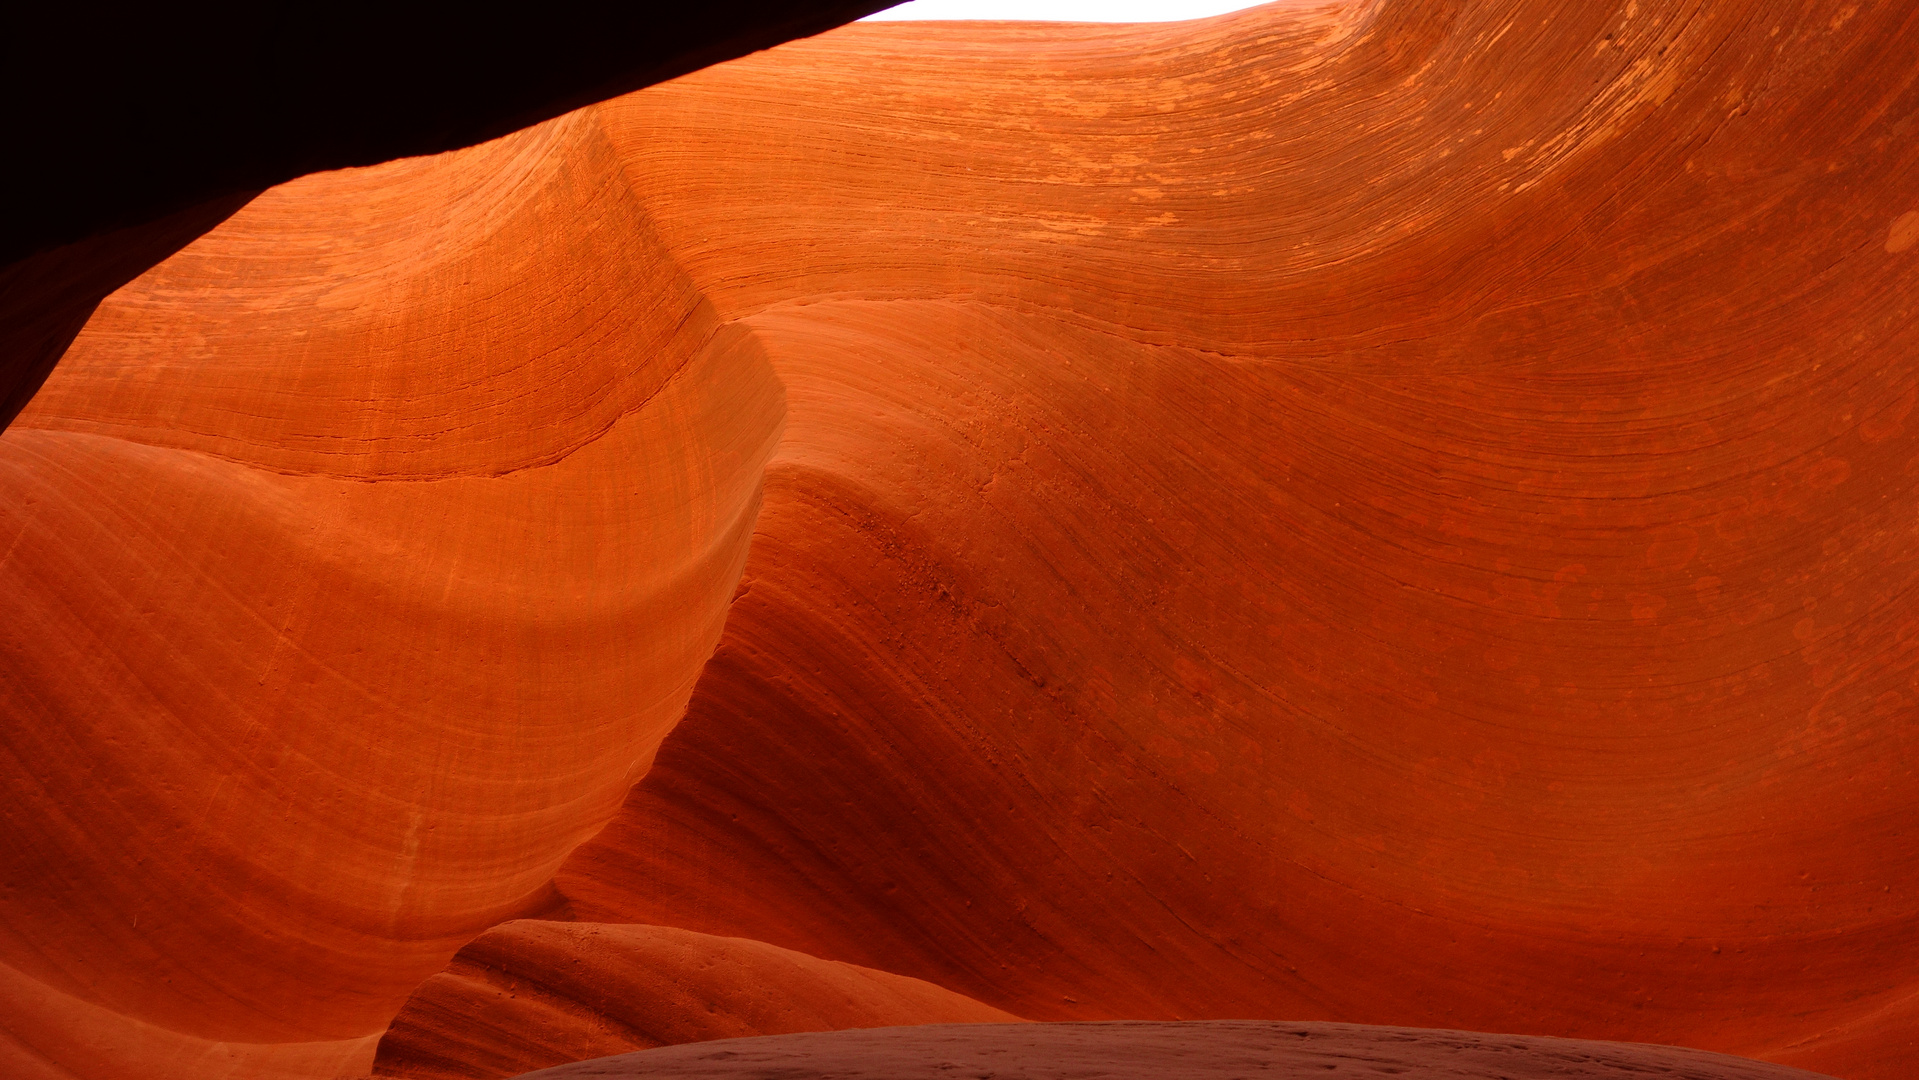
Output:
[
  {"xmin": 0, "ymin": 193, "xmax": 258, "ymax": 432},
  {"xmin": 4, "ymin": 1, "xmax": 1918, "ymax": 1079},
  {"xmin": 511, "ymin": 1021, "xmax": 1836, "ymax": 1080},
  {"xmin": 374, "ymin": 923, "xmax": 1016, "ymax": 1080},
  {"xmin": 0, "ymin": 113, "xmax": 781, "ymax": 1078},
  {"xmin": 0, "ymin": 2, "xmax": 889, "ymax": 430},
  {"xmin": 550, "ymin": 2, "xmax": 1919, "ymax": 1077}
]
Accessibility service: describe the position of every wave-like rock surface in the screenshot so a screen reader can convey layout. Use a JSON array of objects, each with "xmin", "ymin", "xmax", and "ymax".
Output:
[
  {"xmin": 374, "ymin": 922, "xmax": 1016, "ymax": 1080},
  {"xmin": 0, "ymin": 114, "xmax": 781, "ymax": 1079},
  {"xmin": 511, "ymin": 1021, "xmax": 1836, "ymax": 1080},
  {"xmin": 0, "ymin": 3, "xmax": 887, "ymax": 435},
  {"xmin": 4, "ymin": 1, "xmax": 1918, "ymax": 1079},
  {"xmin": 551, "ymin": 3, "xmax": 1919, "ymax": 1078}
]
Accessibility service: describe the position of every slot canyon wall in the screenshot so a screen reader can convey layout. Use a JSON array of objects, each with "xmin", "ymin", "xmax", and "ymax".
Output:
[
  {"xmin": 0, "ymin": 2, "xmax": 891, "ymax": 431},
  {"xmin": 3, "ymin": 1, "xmax": 1918, "ymax": 1078}
]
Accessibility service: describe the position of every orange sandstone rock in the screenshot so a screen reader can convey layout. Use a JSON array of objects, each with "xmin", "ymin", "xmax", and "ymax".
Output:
[
  {"xmin": 5, "ymin": 2, "xmax": 1919, "ymax": 1079},
  {"xmin": 0, "ymin": 3, "xmax": 890, "ymax": 431},
  {"xmin": 374, "ymin": 922, "xmax": 1017, "ymax": 1080},
  {"xmin": 553, "ymin": 3, "xmax": 1919, "ymax": 1078},
  {"xmin": 0, "ymin": 115, "xmax": 780, "ymax": 1078}
]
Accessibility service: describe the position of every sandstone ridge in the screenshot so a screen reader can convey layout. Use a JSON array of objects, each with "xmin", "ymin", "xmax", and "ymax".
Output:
[{"xmin": 3, "ymin": 2, "xmax": 1916, "ymax": 1079}]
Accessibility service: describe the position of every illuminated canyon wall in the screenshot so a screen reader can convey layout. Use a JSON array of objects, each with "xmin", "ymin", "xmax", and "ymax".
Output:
[{"xmin": 3, "ymin": 1, "xmax": 1917, "ymax": 1078}]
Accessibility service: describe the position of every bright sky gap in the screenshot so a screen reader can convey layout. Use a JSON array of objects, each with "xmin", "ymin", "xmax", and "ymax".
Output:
[{"xmin": 863, "ymin": 0, "xmax": 1274, "ymax": 21}]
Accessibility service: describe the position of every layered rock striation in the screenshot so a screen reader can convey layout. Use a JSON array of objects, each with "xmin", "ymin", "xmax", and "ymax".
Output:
[
  {"xmin": 0, "ymin": 114, "xmax": 783, "ymax": 1078},
  {"xmin": 3, "ymin": 1, "xmax": 1917, "ymax": 1079},
  {"xmin": 0, "ymin": 2, "xmax": 891, "ymax": 431},
  {"xmin": 553, "ymin": 3, "xmax": 1919, "ymax": 1076},
  {"xmin": 375, "ymin": 922, "xmax": 1015, "ymax": 1080},
  {"xmin": 511, "ymin": 1021, "xmax": 1839, "ymax": 1080}
]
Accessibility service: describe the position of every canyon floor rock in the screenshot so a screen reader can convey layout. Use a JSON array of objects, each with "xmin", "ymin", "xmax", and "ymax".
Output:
[{"xmin": 509, "ymin": 1021, "xmax": 1840, "ymax": 1080}]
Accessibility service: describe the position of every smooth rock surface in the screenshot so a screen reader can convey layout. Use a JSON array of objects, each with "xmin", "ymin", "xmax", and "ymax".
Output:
[
  {"xmin": 0, "ymin": 113, "xmax": 783, "ymax": 1079},
  {"xmin": 551, "ymin": 3, "xmax": 1919, "ymax": 1077},
  {"xmin": 509, "ymin": 1021, "xmax": 1836, "ymax": 1079},
  {"xmin": 375, "ymin": 923, "xmax": 1017, "ymax": 1080},
  {"xmin": 4, "ymin": 1, "xmax": 1917, "ymax": 1079},
  {"xmin": 1, "ymin": 2, "xmax": 888, "ymax": 435}
]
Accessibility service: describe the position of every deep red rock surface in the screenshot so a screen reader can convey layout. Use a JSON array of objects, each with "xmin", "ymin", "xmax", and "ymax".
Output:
[
  {"xmin": 374, "ymin": 923, "xmax": 1015, "ymax": 1080},
  {"xmin": 3, "ymin": 1, "xmax": 1917, "ymax": 1079},
  {"xmin": 511, "ymin": 1021, "xmax": 1837, "ymax": 1080}
]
